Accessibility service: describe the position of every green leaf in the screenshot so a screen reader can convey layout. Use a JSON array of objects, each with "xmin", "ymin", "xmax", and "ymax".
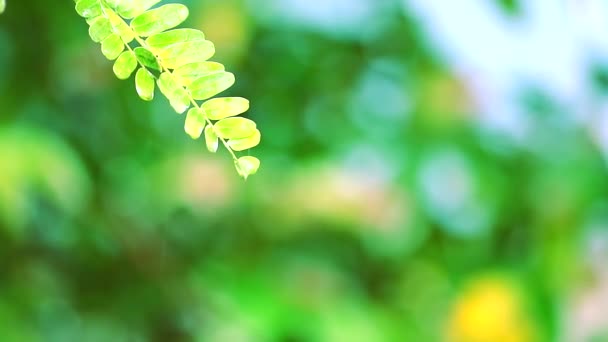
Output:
[
  {"xmin": 204, "ymin": 126, "xmax": 218, "ymax": 153},
  {"xmin": 202, "ymin": 97, "xmax": 249, "ymax": 120},
  {"xmin": 228, "ymin": 129, "xmax": 261, "ymax": 151},
  {"xmin": 184, "ymin": 108, "xmax": 206, "ymax": 139},
  {"xmin": 134, "ymin": 47, "xmax": 160, "ymax": 70},
  {"xmin": 115, "ymin": 0, "xmax": 161, "ymax": 19},
  {"xmin": 106, "ymin": 8, "xmax": 135, "ymax": 43},
  {"xmin": 152, "ymin": 40, "xmax": 215, "ymax": 69},
  {"xmin": 101, "ymin": 34, "xmax": 125, "ymax": 60},
  {"xmin": 88, "ymin": 16, "xmax": 113, "ymax": 43},
  {"xmin": 157, "ymin": 72, "xmax": 190, "ymax": 114},
  {"xmin": 173, "ymin": 62, "xmax": 225, "ymax": 86},
  {"xmin": 105, "ymin": 0, "xmax": 120, "ymax": 8},
  {"xmin": 113, "ymin": 51, "xmax": 137, "ymax": 80},
  {"xmin": 146, "ymin": 29, "xmax": 205, "ymax": 48},
  {"xmin": 75, "ymin": 0, "xmax": 102, "ymax": 18},
  {"xmin": 190, "ymin": 72, "xmax": 235, "ymax": 101},
  {"xmin": 0, "ymin": 0, "xmax": 5, "ymax": 14},
  {"xmin": 235, "ymin": 156, "xmax": 260, "ymax": 179},
  {"xmin": 130, "ymin": 4, "xmax": 189, "ymax": 37},
  {"xmin": 214, "ymin": 117, "xmax": 256, "ymax": 139},
  {"xmin": 135, "ymin": 68, "xmax": 155, "ymax": 101}
]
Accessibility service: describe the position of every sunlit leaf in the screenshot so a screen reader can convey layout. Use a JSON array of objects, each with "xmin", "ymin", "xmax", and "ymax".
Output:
[
  {"xmin": 235, "ymin": 156, "xmax": 260, "ymax": 180},
  {"xmin": 135, "ymin": 68, "xmax": 155, "ymax": 101},
  {"xmin": 189, "ymin": 72, "xmax": 235, "ymax": 101},
  {"xmin": 116, "ymin": 0, "xmax": 161, "ymax": 19},
  {"xmin": 214, "ymin": 117, "xmax": 256, "ymax": 139},
  {"xmin": 146, "ymin": 29, "xmax": 205, "ymax": 48},
  {"xmin": 157, "ymin": 72, "xmax": 190, "ymax": 114},
  {"xmin": 228, "ymin": 129, "xmax": 260, "ymax": 151},
  {"xmin": 113, "ymin": 51, "xmax": 137, "ymax": 80},
  {"xmin": 153, "ymin": 40, "xmax": 215, "ymax": 69},
  {"xmin": 88, "ymin": 16, "xmax": 112, "ymax": 43},
  {"xmin": 130, "ymin": 4, "xmax": 189, "ymax": 37},
  {"xmin": 184, "ymin": 108, "xmax": 206, "ymax": 139},
  {"xmin": 204, "ymin": 126, "xmax": 218, "ymax": 153},
  {"xmin": 173, "ymin": 62, "xmax": 224, "ymax": 86},
  {"xmin": 0, "ymin": 0, "xmax": 5, "ymax": 14},
  {"xmin": 75, "ymin": 0, "xmax": 102, "ymax": 18},
  {"xmin": 101, "ymin": 34, "xmax": 125, "ymax": 60},
  {"xmin": 106, "ymin": 8, "xmax": 135, "ymax": 43},
  {"xmin": 202, "ymin": 97, "xmax": 249, "ymax": 120}
]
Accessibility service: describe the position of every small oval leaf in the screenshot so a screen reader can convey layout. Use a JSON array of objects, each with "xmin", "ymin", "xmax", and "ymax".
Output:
[
  {"xmin": 184, "ymin": 108, "xmax": 207, "ymax": 139},
  {"xmin": 214, "ymin": 117, "xmax": 256, "ymax": 139},
  {"xmin": 76, "ymin": 0, "xmax": 102, "ymax": 18},
  {"xmin": 116, "ymin": 0, "xmax": 161, "ymax": 19},
  {"xmin": 130, "ymin": 4, "xmax": 189, "ymax": 37},
  {"xmin": 101, "ymin": 34, "xmax": 125, "ymax": 60},
  {"xmin": 157, "ymin": 72, "xmax": 190, "ymax": 114},
  {"xmin": 202, "ymin": 97, "xmax": 249, "ymax": 120},
  {"xmin": 189, "ymin": 72, "xmax": 235, "ymax": 101},
  {"xmin": 235, "ymin": 156, "xmax": 260, "ymax": 180},
  {"xmin": 134, "ymin": 47, "xmax": 160, "ymax": 70},
  {"xmin": 113, "ymin": 51, "xmax": 137, "ymax": 80},
  {"xmin": 173, "ymin": 62, "xmax": 225, "ymax": 87},
  {"xmin": 88, "ymin": 16, "xmax": 113, "ymax": 43},
  {"xmin": 204, "ymin": 126, "xmax": 219, "ymax": 153},
  {"xmin": 147, "ymin": 29, "xmax": 205, "ymax": 48},
  {"xmin": 135, "ymin": 68, "xmax": 155, "ymax": 101},
  {"xmin": 228, "ymin": 129, "xmax": 261, "ymax": 151}
]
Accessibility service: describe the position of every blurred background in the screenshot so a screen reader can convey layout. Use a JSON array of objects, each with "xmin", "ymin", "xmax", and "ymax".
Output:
[{"xmin": 1, "ymin": 0, "xmax": 608, "ymax": 341}]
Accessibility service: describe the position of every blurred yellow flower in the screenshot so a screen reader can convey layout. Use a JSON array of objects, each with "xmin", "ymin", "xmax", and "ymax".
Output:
[{"xmin": 445, "ymin": 275, "xmax": 537, "ymax": 342}]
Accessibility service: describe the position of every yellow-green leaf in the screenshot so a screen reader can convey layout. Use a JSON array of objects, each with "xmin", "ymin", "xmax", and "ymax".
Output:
[
  {"xmin": 116, "ymin": 0, "xmax": 161, "ymax": 19},
  {"xmin": 146, "ymin": 29, "xmax": 205, "ymax": 48},
  {"xmin": 235, "ymin": 156, "xmax": 260, "ymax": 179},
  {"xmin": 153, "ymin": 40, "xmax": 215, "ymax": 69},
  {"xmin": 130, "ymin": 4, "xmax": 189, "ymax": 37},
  {"xmin": 189, "ymin": 72, "xmax": 235, "ymax": 101},
  {"xmin": 106, "ymin": 8, "xmax": 135, "ymax": 43},
  {"xmin": 101, "ymin": 34, "xmax": 125, "ymax": 60},
  {"xmin": 214, "ymin": 117, "xmax": 256, "ymax": 139},
  {"xmin": 184, "ymin": 108, "xmax": 206, "ymax": 139},
  {"xmin": 204, "ymin": 126, "xmax": 218, "ymax": 153},
  {"xmin": 173, "ymin": 62, "xmax": 224, "ymax": 86},
  {"xmin": 88, "ymin": 16, "xmax": 113, "ymax": 43},
  {"xmin": 113, "ymin": 51, "xmax": 137, "ymax": 80},
  {"xmin": 202, "ymin": 97, "xmax": 249, "ymax": 120},
  {"xmin": 75, "ymin": 0, "xmax": 101, "ymax": 18},
  {"xmin": 228, "ymin": 129, "xmax": 261, "ymax": 151},
  {"xmin": 157, "ymin": 72, "xmax": 190, "ymax": 114},
  {"xmin": 135, "ymin": 68, "xmax": 155, "ymax": 101}
]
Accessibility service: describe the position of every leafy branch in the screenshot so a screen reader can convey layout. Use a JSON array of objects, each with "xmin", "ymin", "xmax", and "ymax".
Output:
[{"xmin": 74, "ymin": 0, "xmax": 261, "ymax": 179}]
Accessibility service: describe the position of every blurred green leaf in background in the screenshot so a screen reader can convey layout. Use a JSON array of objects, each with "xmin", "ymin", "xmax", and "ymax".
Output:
[{"xmin": 1, "ymin": 0, "xmax": 608, "ymax": 341}]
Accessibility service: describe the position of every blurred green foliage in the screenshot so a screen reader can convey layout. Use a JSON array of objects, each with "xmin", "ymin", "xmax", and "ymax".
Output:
[{"xmin": 0, "ymin": 0, "xmax": 608, "ymax": 341}]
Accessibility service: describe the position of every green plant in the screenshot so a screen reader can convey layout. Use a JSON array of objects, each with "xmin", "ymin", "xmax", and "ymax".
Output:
[{"xmin": 73, "ymin": 0, "xmax": 260, "ymax": 178}]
